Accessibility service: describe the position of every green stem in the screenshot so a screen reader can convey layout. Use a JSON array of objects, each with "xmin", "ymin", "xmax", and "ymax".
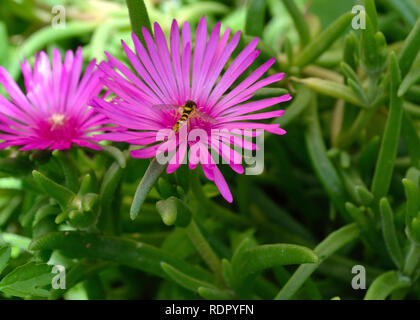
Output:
[{"xmin": 186, "ymin": 219, "xmax": 223, "ymax": 282}]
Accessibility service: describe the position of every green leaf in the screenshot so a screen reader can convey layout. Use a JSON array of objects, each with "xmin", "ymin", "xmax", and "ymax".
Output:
[
  {"xmin": 186, "ymin": 219, "xmax": 223, "ymax": 280},
  {"xmin": 402, "ymin": 179, "xmax": 420, "ymax": 243},
  {"xmin": 130, "ymin": 158, "xmax": 165, "ymax": 219},
  {"xmin": 197, "ymin": 286, "xmax": 234, "ymax": 300},
  {"xmin": 399, "ymin": 17, "xmax": 420, "ymax": 77},
  {"xmin": 360, "ymin": 15, "xmax": 387, "ymax": 76},
  {"xmin": 0, "ymin": 233, "xmax": 31, "ymax": 252},
  {"xmin": 33, "ymin": 204, "xmax": 60, "ymax": 227},
  {"xmin": 29, "ymin": 231, "xmax": 213, "ymax": 283},
  {"xmin": 282, "ymin": 0, "xmax": 310, "ymax": 47},
  {"xmin": 100, "ymin": 145, "xmax": 126, "ymax": 168},
  {"xmin": 221, "ymin": 259, "xmax": 235, "ymax": 289},
  {"xmin": 245, "ymin": 0, "xmax": 266, "ymax": 37},
  {"xmin": 52, "ymin": 150, "xmax": 80, "ymax": 193},
  {"xmin": 371, "ymin": 53, "xmax": 404, "ymax": 200},
  {"xmin": 343, "ymin": 32, "xmax": 358, "ymax": 70},
  {"xmin": 32, "ymin": 170, "xmax": 75, "ymax": 209},
  {"xmin": 399, "ymin": 68, "xmax": 420, "ymax": 97},
  {"xmin": 125, "ymin": 0, "xmax": 152, "ymax": 43},
  {"xmin": 0, "ymin": 22, "xmax": 8, "ymax": 66},
  {"xmin": 0, "ymin": 156, "xmax": 31, "ymax": 176},
  {"xmin": 358, "ymin": 136, "xmax": 381, "ymax": 179},
  {"xmin": 382, "ymin": 0, "xmax": 418, "ymax": 28},
  {"xmin": 341, "ymin": 62, "xmax": 360, "ymax": 85},
  {"xmin": 232, "ymin": 244, "xmax": 318, "ymax": 286},
  {"xmin": 379, "ymin": 198, "xmax": 404, "ymax": 269},
  {"xmin": 364, "ymin": 0, "xmax": 378, "ymax": 32},
  {"xmin": 273, "ymin": 85, "xmax": 312, "ymax": 128},
  {"xmin": 156, "ymin": 197, "xmax": 192, "ymax": 227},
  {"xmin": 402, "ymin": 242, "xmax": 420, "ymax": 276},
  {"xmin": 355, "ymin": 186, "xmax": 374, "ymax": 206},
  {"xmin": 297, "ymin": 78, "xmax": 367, "ymax": 107},
  {"xmin": 0, "ymin": 246, "xmax": 11, "ymax": 275},
  {"xmin": 98, "ymin": 162, "xmax": 123, "ymax": 233},
  {"xmin": 275, "ymin": 223, "xmax": 360, "ymax": 300},
  {"xmin": 295, "ymin": 12, "xmax": 353, "ymax": 68},
  {"xmin": 345, "ymin": 203, "xmax": 374, "ymax": 242},
  {"xmin": 305, "ymin": 101, "xmax": 350, "ymax": 220},
  {"xmin": 79, "ymin": 173, "xmax": 96, "ymax": 196},
  {"xmin": 49, "ymin": 260, "xmax": 110, "ymax": 300},
  {"xmin": 161, "ymin": 262, "xmax": 215, "ymax": 292},
  {"xmin": 157, "ymin": 177, "xmax": 176, "ymax": 199},
  {"xmin": 0, "ymin": 262, "xmax": 53, "ymax": 298},
  {"xmin": 0, "ymin": 196, "xmax": 21, "ymax": 227},
  {"xmin": 364, "ymin": 271, "xmax": 410, "ymax": 300}
]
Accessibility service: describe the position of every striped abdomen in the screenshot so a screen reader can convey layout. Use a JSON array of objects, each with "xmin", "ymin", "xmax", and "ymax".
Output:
[{"xmin": 173, "ymin": 100, "xmax": 196, "ymax": 132}]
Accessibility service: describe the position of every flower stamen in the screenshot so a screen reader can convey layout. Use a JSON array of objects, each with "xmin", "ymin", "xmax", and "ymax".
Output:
[{"xmin": 49, "ymin": 113, "xmax": 66, "ymax": 130}]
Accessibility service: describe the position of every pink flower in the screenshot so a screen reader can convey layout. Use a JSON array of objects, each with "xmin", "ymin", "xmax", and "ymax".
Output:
[
  {"xmin": 93, "ymin": 17, "xmax": 291, "ymax": 202},
  {"xmin": 0, "ymin": 47, "xmax": 108, "ymax": 151}
]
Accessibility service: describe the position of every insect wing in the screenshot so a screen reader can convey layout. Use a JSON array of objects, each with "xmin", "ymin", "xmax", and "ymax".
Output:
[
  {"xmin": 195, "ymin": 110, "xmax": 217, "ymax": 124},
  {"xmin": 152, "ymin": 104, "xmax": 181, "ymax": 110}
]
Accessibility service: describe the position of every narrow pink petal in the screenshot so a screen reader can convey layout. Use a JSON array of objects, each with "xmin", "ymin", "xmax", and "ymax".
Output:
[
  {"xmin": 191, "ymin": 16, "xmax": 207, "ymax": 99},
  {"xmin": 212, "ymin": 165, "xmax": 233, "ymax": 202}
]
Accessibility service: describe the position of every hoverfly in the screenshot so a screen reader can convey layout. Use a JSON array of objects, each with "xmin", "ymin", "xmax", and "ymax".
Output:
[{"xmin": 152, "ymin": 100, "xmax": 216, "ymax": 133}]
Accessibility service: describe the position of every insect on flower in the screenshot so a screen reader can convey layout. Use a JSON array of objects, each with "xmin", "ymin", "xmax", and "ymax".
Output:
[
  {"xmin": 0, "ymin": 47, "xmax": 109, "ymax": 151},
  {"xmin": 152, "ymin": 100, "xmax": 216, "ymax": 133},
  {"xmin": 92, "ymin": 17, "xmax": 292, "ymax": 202}
]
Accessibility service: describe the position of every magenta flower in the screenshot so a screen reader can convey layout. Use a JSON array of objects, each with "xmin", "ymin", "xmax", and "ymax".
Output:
[
  {"xmin": 0, "ymin": 47, "xmax": 108, "ymax": 151},
  {"xmin": 93, "ymin": 17, "xmax": 291, "ymax": 202}
]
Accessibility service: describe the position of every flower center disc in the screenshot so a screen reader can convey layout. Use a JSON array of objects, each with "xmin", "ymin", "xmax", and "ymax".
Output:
[{"xmin": 49, "ymin": 113, "xmax": 66, "ymax": 130}]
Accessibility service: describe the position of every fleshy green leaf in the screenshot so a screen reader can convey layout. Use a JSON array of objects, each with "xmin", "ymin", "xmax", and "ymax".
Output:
[
  {"xmin": 364, "ymin": 271, "xmax": 410, "ymax": 300},
  {"xmin": 245, "ymin": 0, "xmax": 266, "ymax": 37},
  {"xmin": 275, "ymin": 224, "xmax": 360, "ymax": 300},
  {"xmin": 161, "ymin": 262, "xmax": 215, "ymax": 292},
  {"xmin": 0, "ymin": 262, "xmax": 54, "ymax": 298},
  {"xmin": 295, "ymin": 12, "xmax": 353, "ymax": 68},
  {"xmin": 297, "ymin": 78, "xmax": 367, "ymax": 107},
  {"xmin": 379, "ymin": 198, "xmax": 404, "ymax": 269},
  {"xmin": 305, "ymin": 101, "xmax": 350, "ymax": 220},
  {"xmin": 371, "ymin": 53, "xmax": 404, "ymax": 199},
  {"xmin": 156, "ymin": 197, "xmax": 192, "ymax": 227},
  {"xmin": 398, "ymin": 17, "xmax": 420, "ymax": 77},
  {"xmin": 399, "ymin": 68, "xmax": 420, "ymax": 97},
  {"xmin": 273, "ymin": 85, "xmax": 312, "ymax": 128},
  {"xmin": 402, "ymin": 179, "xmax": 420, "ymax": 243},
  {"xmin": 32, "ymin": 170, "xmax": 75, "ymax": 209},
  {"xmin": 52, "ymin": 150, "xmax": 79, "ymax": 193},
  {"xmin": 125, "ymin": 0, "xmax": 152, "ymax": 42},
  {"xmin": 232, "ymin": 243, "xmax": 318, "ymax": 286},
  {"xmin": 29, "ymin": 231, "xmax": 213, "ymax": 283},
  {"xmin": 282, "ymin": 0, "xmax": 310, "ymax": 47},
  {"xmin": 382, "ymin": 0, "xmax": 418, "ymax": 28},
  {"xmin": 0, "ymin": 246, "xmax": 11, "ymax": 275},
  {"xmin": 197, "ymin": 286, "xmax": 234, "ymax": 300},
  {"xmin": 130, "ymin": 158, "xmax": 165, "ymax": 220},
  {"xmin": 100, "ymin": 145, "xmax": 126, "ymax": 168}
]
